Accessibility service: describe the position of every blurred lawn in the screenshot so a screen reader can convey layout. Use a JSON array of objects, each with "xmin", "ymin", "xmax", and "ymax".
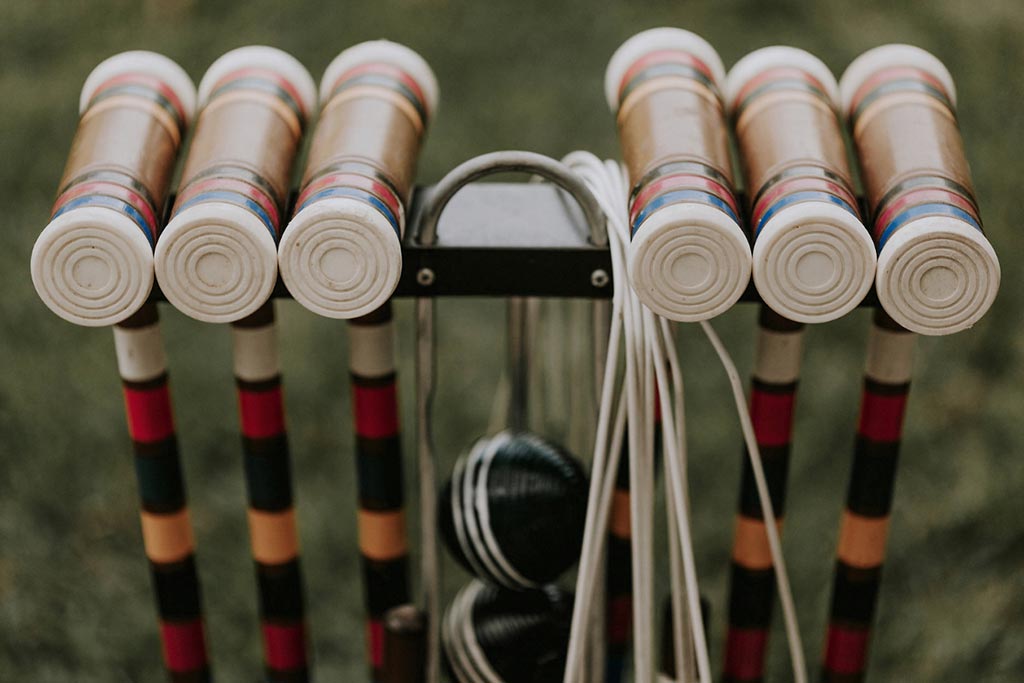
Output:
[{"xmin": 1, "ymin": 0, "xmax": 1022, "ymax": 680}]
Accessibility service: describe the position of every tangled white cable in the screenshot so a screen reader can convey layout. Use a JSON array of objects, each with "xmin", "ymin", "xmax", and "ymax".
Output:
[{"xmin": 561, "ymin": 151, "xmax": 807, "ymax": 683}]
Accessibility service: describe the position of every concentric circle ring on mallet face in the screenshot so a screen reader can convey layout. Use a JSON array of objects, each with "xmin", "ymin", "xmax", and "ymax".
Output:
[
  {"xmin": 753, "ymin": 202, "xmax": 876, "ymax": 323},
  {"xmin": 155, "ymin": 202, "xmax": 278, "ymax": 323},
  {"xmin": 876, "ymin": 217, "xmax": 999, "ymax": 335},
  {"xmin": 31, "ymin": 207, "xmax": 154, "ymax": 327},
  {"xmin": 278, "ymin": 197, "xmax": 403, "ymax": 319},
  {"xmin": 628, "ymin": 203, "xmax": 751, "ymax": 322}
]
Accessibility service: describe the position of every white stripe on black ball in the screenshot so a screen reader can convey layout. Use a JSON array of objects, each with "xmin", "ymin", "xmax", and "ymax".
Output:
[
  {"xmin": 443, "ymin": 580, "xmax": 573, "ymax": 683},
  {"xmin": 439, "ymin": 431, "xmax": 588, "ymax": 589}
]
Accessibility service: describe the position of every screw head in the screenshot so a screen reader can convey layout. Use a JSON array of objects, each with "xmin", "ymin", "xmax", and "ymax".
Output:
[
  {"xmin": 417, "ymin": 268, "xmax": 436, "ymax": 286},
  {"xmin": 591, "ymin": 269, "xmax": 610, "ymax": 288}
]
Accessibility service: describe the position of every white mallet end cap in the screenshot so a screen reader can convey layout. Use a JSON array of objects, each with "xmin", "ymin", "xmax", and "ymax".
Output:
[
  {"xmin": 32, "ymin": 207, "xmax": 154, "ymax": 327},
  {"xmin": 875, "ymin": 216, "xmax": 999, "ymax": 335},
  {"xmin": 753, "ymin": 202, "xmax": 876, "ymax": 323},
  {"xmin": 278, "ymin": 197, "xmax": 403, "ymax": 319},
  {"xmin": 628, "ymin": 202, "xmax": 752, "ymax": 322},
  {"xmin": 154, "ymin": 202, "xmax": 279, "ymax": 323}
]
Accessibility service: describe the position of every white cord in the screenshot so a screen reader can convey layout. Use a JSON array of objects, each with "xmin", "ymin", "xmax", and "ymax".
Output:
[
  {"xmin": 645, "ymin": 307, "xmax": 711, "ymax": 682},
  {"xmin": 700, "ymin": 321, "xmax": 808, "ymax": 683},
  {"xmin": 603, "ymin": 156, "xmax": 706, "ymax": 683},
  {"xmin": 660, "ymin": 317, "xmax": 696, "ymax": 682},
  {"xmin": 628, "ymin": 307, "xmax": 654, "ymax": 682},
  {"xmin": 623, "ymin": 165, "xmax": 656, "ymax": 683},
  {"xmin": 665, "ymin": 474, "xmax": 689, "ymax": 680},
  {"xmin": 561, "ymin": 169, "xmax": 627, "ymax": 682},
  {"xmin": 563, "ymin": 151, "xmax": 810, "ymax": 683},
  {"xmin": 563, "ymin": 152, "xmax": 697, "ymax": 683},
  {"xmin": 655, "ymin": 313, "xmax": 696, "ymax": 682}
]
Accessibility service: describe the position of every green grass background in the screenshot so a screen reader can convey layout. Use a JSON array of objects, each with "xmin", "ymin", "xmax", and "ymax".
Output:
[{"xmin": 1, "ymin": 0, "xmax": 1022, "ymax": 680}]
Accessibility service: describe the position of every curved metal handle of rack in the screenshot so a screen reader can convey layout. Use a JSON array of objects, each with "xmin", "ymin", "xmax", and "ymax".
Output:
[
  {"xmin": 413, "ymin": 151, "xmax": 607, "ymax": 683},
  {"xmin": 414, "ymin": 149, "xmax": 609, "ymax": 247}
]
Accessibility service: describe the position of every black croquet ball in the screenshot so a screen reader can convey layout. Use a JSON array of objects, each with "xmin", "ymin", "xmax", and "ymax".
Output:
[
  {"xmin": 439, "ymin": 431, "xmax": 588, "ymax": 589},
  {"xmin": 443, "ymin": 580, "xmax": 573, "ymax": 683}
]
